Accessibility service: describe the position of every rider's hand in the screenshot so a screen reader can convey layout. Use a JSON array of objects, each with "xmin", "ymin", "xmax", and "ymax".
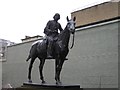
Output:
[{"xmin": 52, "ymin": 30, "xmax": 57, "ymax": 33}]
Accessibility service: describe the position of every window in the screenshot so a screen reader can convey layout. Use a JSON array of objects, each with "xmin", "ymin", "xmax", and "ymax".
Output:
[{"xmin": 0, "ymin": 46, "xmax": 7, "ymax": 62}]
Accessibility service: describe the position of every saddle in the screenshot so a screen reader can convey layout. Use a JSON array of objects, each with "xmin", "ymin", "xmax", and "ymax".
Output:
[{"xmin": 36, "ymin": 37, "xmax": 68, "ymax": 60}]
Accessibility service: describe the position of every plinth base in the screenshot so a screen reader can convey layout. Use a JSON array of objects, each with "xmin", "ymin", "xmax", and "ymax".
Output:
[{"xmin": 17, "ymin": 82, "xmax": 80, "ymax": 90}]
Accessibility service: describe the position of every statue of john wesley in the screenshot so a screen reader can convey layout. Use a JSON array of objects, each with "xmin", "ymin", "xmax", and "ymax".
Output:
[{"xmin": 44, "ymin": 13, "xmax": 63, "ymax": 58}]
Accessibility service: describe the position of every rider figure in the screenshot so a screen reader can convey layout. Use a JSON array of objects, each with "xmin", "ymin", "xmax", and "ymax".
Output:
[{"xmin": 44, "ymin": 13, "xmax": 63, "ymax": 58}]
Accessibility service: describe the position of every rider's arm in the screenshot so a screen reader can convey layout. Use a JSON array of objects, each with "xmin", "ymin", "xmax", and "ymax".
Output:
[
  {"xmin": 58, "ymin": 23, "xmax": 63, "ymax": 33},
  {"xmin": 44, "ymin": 21, "xmax": 51, "ymax": 35}
]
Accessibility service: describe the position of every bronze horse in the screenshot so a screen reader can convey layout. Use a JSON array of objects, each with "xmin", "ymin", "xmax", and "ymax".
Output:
[{"xmin": 26, "ymin": 16, "xmax": 76, "ymax": 85}]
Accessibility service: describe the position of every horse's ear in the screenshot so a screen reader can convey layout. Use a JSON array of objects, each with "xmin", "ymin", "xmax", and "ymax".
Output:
[
  {"xmin": 73, "ymin": 17, "xmax": 76, "ymax": 21},
  {"xmin": 66, "ymin": 16, "xmax": 69, "ymax": 21}
]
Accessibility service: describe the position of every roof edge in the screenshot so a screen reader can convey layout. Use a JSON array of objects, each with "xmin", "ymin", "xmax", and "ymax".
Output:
[{"xmin": 75, "ymin": 16, "xmax": 120, "ymax": 29}]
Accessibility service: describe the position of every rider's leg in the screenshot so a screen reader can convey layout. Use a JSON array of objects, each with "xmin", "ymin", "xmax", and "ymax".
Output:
[{"xmin": 47, "ymin": 37, "xmax": 53, "ymax": 58}]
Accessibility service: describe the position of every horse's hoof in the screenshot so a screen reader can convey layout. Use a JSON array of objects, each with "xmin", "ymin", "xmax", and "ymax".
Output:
[
  {"xmin": 28, "ymin": 80, "xmax": 32, "ymax": 83},
  {"xmin": 41, "ymin": 81, "xmax": 46, "ymax": 84},
  {"xmin": 56, "ymin": 81, "xmax": 62, "ymax": 86}
]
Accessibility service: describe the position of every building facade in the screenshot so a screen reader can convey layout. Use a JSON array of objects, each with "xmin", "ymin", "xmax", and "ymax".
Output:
[
  {"xmin": 70, "ymin": 0, "xmax": 119, "ymax": 88},
  {"xmin": 0, "ymin": 39, "xmax": 15, "ymax": 89},
  {"xmin": 71, "ymin": 0, "xmax": 120, "ymax": 27}
]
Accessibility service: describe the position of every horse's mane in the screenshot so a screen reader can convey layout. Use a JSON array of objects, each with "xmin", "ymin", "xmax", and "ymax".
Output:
[{"xmin": 58, "ymin": 24, "xmax": 70, "ymax": 41}]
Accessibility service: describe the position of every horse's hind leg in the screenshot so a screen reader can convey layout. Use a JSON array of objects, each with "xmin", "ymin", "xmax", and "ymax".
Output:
[
  {"xmin": 26, "ymin": 55, "xmax": 31, "ymax": 62},
  {"xmin": 38, "ymin": 58, "xmax": 46, "ymax": 84},
  {"xmin": 28, "ymin": 57, "xmax": 36, "ymax": 83}
]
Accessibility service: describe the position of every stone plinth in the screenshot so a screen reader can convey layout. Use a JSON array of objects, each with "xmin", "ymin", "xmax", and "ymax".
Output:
[{"xmin": 17, "ymin": 82, "xmax": 80, "ymax": 90}]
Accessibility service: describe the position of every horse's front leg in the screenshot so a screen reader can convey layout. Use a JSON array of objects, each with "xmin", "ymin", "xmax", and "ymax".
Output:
[
  {"xmin": 55, "ymin": 59, "xmax": 59, "ymax": 82},
  {"xmin": 39, "ymin": 58, "xmax": 46, "ymax": 84},
  {"xmin": 55, "ymin": 59, "xmax": 65, "ymax": 85}
]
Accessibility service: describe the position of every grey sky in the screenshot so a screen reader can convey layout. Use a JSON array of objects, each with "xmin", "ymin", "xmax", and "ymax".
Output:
[{"xmin": 0, "ymin": 0, "xmax": 110, "ymax": 43}]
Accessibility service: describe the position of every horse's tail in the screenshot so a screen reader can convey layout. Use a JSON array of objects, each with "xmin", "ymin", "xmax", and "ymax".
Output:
[
  {"xmin": 26, "ymin": 54, "xmax": 31, "ymax": 62},
  {"xmin": 26, "ymin": 42, "xmax": 38, "ymax": 62}
]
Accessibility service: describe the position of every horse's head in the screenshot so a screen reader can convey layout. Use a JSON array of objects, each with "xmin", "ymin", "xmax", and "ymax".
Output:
[
  {"xmin": 66, "ymin": 16, "xmax": 76, "ymax": 34},
  {"xmin": 57, "ymin": 16, "xmax": 76, "ymax": 49}
]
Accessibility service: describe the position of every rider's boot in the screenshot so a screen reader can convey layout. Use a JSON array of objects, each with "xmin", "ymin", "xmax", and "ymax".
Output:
[{"xmin": 47, "ymin": 41, "xmax": 53, "ymax": 59}]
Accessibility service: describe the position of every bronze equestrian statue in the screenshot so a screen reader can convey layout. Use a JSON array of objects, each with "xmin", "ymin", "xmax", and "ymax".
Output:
[{"xmin": 26, "ymin": 15, "xmax": 76, "ymax": 85}]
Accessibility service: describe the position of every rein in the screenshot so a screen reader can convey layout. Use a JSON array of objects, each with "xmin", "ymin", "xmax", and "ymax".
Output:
[{"xmin": 70, "ymin": 33, "xmax": 75, "ymax": 49}]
